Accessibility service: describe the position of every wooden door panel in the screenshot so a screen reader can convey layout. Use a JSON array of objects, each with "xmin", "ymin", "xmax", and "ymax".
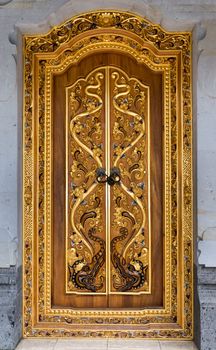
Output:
[
  {"xmin": 52, "ymin": 52, "xmax": 163, "ymax": 308},
  {"xmin": 109, "ymin": 66, "xmax": 150, "ymax": 295},
  {"xmin": 67, "ymin": 68, "xmax": 107, "ymax": 294}
]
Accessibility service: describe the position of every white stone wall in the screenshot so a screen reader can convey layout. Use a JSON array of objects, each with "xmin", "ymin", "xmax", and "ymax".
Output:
[
  {"xmin": 0, "ymin": 0, "xmax": 68, "ymax": 267},
  {"xmin": 196, "ymin": 21, "xmax": 216, "ymax": 266},
  {"xmin": 0, "ymin": 0, "xmax": 216, "ymax": 267}
]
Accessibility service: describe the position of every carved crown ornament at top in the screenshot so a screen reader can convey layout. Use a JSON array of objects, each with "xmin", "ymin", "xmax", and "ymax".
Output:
[{"xmin": 25, "ymin": 11, "xmax": 191, "ymax": 54}]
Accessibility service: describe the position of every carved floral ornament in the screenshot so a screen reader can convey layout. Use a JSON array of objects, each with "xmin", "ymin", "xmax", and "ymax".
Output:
[
  {"xmin": 23, "ymin": 11, "xmax": 193, "ymax": 339},
  {"xmin": 66, "ymin": 66, "xmax": 150, "ymax": 295}
]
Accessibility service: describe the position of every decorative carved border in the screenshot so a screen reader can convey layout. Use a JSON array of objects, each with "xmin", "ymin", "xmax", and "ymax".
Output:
[
  {"xmin": 44, "ymin": 41, "xmax": 170, "ymax": 311},
  {"xmin": 23, "ymin": 10, "xmax": 193, "ymax": 339}
]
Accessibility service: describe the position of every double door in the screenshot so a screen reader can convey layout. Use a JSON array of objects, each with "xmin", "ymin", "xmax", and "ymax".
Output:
[{"xmin": 52, "ymin": 52, "xmax": 163, "ymax": 309}]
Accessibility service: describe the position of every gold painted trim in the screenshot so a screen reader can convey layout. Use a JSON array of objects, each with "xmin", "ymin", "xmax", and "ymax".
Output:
[
  {"xmin": 109, "ymin": 66, "xmax": 151, "ymax": 295},
  {"xmin": 105, "ymin": 67, "xmax": 111, "ymax": 295},
  {"xmin": 36, "ymin": 42, "xmax": 171, "ymax": 321},
  {"xmin": 65, "ymin": 67, "xmax": 107, "ymax": 295},
  {"xmin": 23, "ymin": 10, "xmax": 193, "ymax": 339},
  {"xmin": 65, "ymin": 65, "xmax": 151, "ymax": 295},
  {"xmin": 44, "ymin": 42, "xmax": 170, "ymax": 311}
]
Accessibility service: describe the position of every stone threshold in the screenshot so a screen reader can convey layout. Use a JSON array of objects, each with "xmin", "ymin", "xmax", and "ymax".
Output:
[{"xmin": 16, "ymin": 339, "xmax": 198, "ymax": 350}]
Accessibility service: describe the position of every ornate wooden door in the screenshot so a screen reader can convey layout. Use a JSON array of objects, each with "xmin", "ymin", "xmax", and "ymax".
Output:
[
  {"xmin": 23, "ymin": 11, "xmax": 193, "ymax": 339},
  {"xmin": 53, "ymin": 53, "xmax": 163, "ymax": 308}
]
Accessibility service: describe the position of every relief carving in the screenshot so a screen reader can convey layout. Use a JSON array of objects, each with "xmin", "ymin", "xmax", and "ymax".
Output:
[{"xmin": 23, "ymin": 10, "xmax": 193, "ymax": 339}]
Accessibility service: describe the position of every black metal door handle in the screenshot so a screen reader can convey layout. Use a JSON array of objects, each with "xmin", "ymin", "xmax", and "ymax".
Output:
[
  {"xmin": 96, "ymin": 167, "xmax": 121, "ymax": 186},
  {"xmin": 108, "ymin": 167, "xmax": 121, "ymax": 185},
  {"xmin": 96, "ymin": 168, "xmax": 108, "ymax": 183}
]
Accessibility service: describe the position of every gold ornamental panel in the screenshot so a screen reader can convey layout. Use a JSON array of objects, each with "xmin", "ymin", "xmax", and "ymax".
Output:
[
  {"xmin": 66, "ymin": 68, "xmax": 107, "ymax": 294},
  {"xmin": 109, "ymin": 68, "xmax": 150, "ymax": 295},
  {"xmin": 23, "ymin": 10, "xmax": 193, "ymax": 339},
  {"xmin": 66, "ymin": 66, "xmax": 150, "ymax": 295}
]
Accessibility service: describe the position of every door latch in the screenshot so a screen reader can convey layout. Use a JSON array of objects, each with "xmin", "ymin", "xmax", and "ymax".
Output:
[{"xmin": 96, "ymin": 167, "xmax": 121, "ymax": 186}]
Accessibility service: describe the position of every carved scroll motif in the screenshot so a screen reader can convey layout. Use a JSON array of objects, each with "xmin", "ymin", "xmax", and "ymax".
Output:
[
  {"xmin": 67, "ymin": 68, "xmax": 106, "ymax": 293},
  {"xmin": 67, "ymin": 66, "xmax": 150, "ymax": 294},
  {"xmin": 110, "ymin": 68, "xmax": 150, "ymax": 293}
]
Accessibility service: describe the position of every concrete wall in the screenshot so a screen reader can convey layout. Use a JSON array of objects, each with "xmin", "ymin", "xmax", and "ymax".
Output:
[
  {"xmin": 197, "ymin": 21, "xmax": 216, "ymax": 266},
  {"xmin": 0, "ymin": 0, "xmax": 216, "ymax": 349}
]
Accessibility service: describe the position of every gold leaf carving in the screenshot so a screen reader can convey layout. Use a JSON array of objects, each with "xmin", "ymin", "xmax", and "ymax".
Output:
[{"xmin": 23, "ymin": 10, "xmax": 193, "ymax": 339}]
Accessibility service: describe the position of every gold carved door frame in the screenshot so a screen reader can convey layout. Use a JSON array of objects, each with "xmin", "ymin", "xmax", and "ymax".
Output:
[{"xmin": 23, "ymin": 10, "xmax": 193, "ymax": 339}]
